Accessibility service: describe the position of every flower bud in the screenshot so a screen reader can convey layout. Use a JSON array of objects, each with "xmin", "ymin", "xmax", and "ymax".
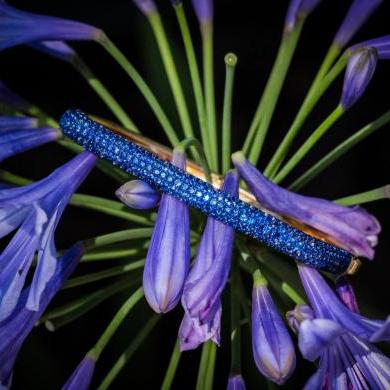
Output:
[{"xmin": 116, "ymin": 180, "xmax": 160, "ymax": 209}]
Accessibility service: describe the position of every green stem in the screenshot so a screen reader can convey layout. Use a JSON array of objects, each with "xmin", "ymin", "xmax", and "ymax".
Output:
[
  {"xmin": 72, "ymin": 55, "xmax": 138, "ymax": 131},
  {"xmin": 230, "ymin": 260, "xmax": 242, "ymax": 374},
  {"xmin": 83, "ymin": 228, "xmax": 153, "ymax": 251},
  {"xmin": 196, "ymin": 341, "xmax": 216, "ymax": 390},
  {"xmin": 147, "ymin": 12, "xmax": 196, "ymax": 145},
  {"xmin": 161, "ymin": 338, "xmax": 181, "ymax": 390},
  {"xmin": 202, "ymin": 22, "xmax": 218, "ymax": 172},
  {"xmin": 91, "ymin": 287, "xmax": 144, "ymax": 359},
  {"xmin": 289, "ymin": 110, "xmax": 390, "ymax": 190},
  {"xmin": 174, "ymin": 3, "xmax": 210, "ymax": 164},
  {"xmin": 222, "ymin": 53, "xmax": 237, "ymax": 173},
  {"xmin": 176, "ymin": 137, "xmax": 212, "ymax": 183},
  {"xmin": 63, "ymin": 260, "xmax": 144, "ymax": 289},
  {"xmin": 99, "ymin": 35, "xmax": 179, "ymax": 147},
  {"xmin": 98, "ymin": 316, "xmax": 159, "ymax": 390},
  {"xmin": 264, "ymin": 52, "xmax": 348, "ymax": 178},
  {"xmin": 336, "ymin": 186, "xmax": 390, "ymax": 206},
  {"xmin": 42, "ymin": 278, "xmax": 132, "ymax": 330},
  {"xmin": 243, "ymin": 21, "xmax": 304, "ymax": 164},
  {"xmin": 70, "ymin": 193, "xmax": 153, "ymax": 226},
  {"xmin": 81, "ymin": 248, "xmax": 143, "ymax": 262},
  {"xmin": 273, "ymin": 105, "xmax": 345, "ymax": 184}
]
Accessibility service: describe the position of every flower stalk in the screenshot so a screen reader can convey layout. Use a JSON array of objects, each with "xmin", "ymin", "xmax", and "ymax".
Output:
[
  {"xmin": 243, "ymin": 19, "xmax": 304, "ymax": 165},
  {"xmin": 222, "ymin": 53, "xmax": 237, "ymax": 173},
  {"xmin": 273, "ymin": 104, "xmax": 345, "ymax": 183}
]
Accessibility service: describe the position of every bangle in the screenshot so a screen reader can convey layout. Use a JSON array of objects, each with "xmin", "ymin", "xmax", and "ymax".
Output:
[{"xmin": 60, "ymin": 109, "xmax": 358, "ymax": 274}]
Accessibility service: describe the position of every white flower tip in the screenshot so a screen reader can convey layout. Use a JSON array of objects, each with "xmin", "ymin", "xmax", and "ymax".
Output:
[{"xmin": 231, "ymin": 151, "xmax": 245, "ymax": 164}]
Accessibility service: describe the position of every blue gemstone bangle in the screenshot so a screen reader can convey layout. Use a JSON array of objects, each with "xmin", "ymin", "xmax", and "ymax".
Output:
[{"xmin": 60, "ymin": 109, "xmax": 356, "ymax": 274}]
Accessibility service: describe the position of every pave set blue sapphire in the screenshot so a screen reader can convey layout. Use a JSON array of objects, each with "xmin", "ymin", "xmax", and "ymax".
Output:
[{"xmin": 60, "ymin": 109, "xmax": 353, "ymax": 274}]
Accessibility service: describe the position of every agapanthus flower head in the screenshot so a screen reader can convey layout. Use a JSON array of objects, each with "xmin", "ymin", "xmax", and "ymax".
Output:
[
  {"xmin": 251, "ymin": 270, "xmax": 296, "ymax": 385},
  {"xmin": 143, "ymin": 149, "xmax": 190, "ymax": 313},
  {"xmin": 192, "ymin": 0, "xmax": 213, "ymax": 24},
  {"xmin": 0, "ymin": 152, "xmax": 96, "ymax": 320},
  {"xmin": 0, "ymin": 244, "xmax": 83, "ymax": 387},
  {"xmin": 0, "ymin": 0, "xmax": 103, "ymax": 51},
  {"xmin": 340, "ymin": 47, "xmax": 377, "ymax": 109},
  {"xmin": 62, "ymin": 354, "xmax": 96, "ymax": 390},
  {"xmin": 0, "ymin": 115, "xmax": 60, "ymax": 162},
  {"xmin": 333, "ymin": 0, "xmax": 383, "ymax": 49},
  {"xmin": 179, "ymin": 171, "xmax": 238, "ymax": 351},
  {"xmin": 29, "ymin": 41, "xmax": 77, "ymax": 63},
  {"xmin": 285, "ymin": 0, "xmax": 321, "ymax": 32},
  {"xmin": 232, "ymin": 152, "xmax": 381, "ymax": 259},
  {"xmin": 335, "ymin": 275, "xmax": 360, "ymax": 313},
  {"xmin": 116, "ymin": 179, "xmax": 160, "ymax": 209},
  {"xmin": 0, "ymin": 81, "xmax": 29, "ymax": 111},
  {"xmin": 132, "ymin": 0, "xmax": 157, "ymax": 15},
  {"xmin": 352, "ymin": 34, "xmax": 390, "ymax": 59},
  {"xmin": 227, "ymin": 374, "xmax": 246, "ymax": 390},
  {"xmin": 298, "ymin": 264, "xmax": 390, "ymax": 343},
  {"xmin": 287, "ymin": 300, "xmax": 390, "ymax": 389}
]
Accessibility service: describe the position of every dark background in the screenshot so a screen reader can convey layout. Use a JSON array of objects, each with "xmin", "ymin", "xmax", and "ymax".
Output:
[{"xmin": 1, "ymin": 0, "xmax": 390, "ymax": 388}]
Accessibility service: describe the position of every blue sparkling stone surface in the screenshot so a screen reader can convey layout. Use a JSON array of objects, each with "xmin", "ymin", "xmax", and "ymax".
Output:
[{"xmin": 60, "ymin": 110, "xmax": 352, "ymax": 274}]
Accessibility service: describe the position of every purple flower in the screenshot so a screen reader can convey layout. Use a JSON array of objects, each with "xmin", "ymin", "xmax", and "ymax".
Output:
[
  {"xmin": 192, "ymin": 0, "xmax": 213, "ymax": 24},
  {"xmin": 143, "ymin": 150, "xmax": 190, "ymax": 313},
  {"xmin": 285, "ymin": 0, "xmax": 321, "ymax": 32},
  {"xmin": 340, "ymin": 47, "xmax": 377, "ymax": 109},
  {"xmin": 232, "ymin": 152, "xmax": 381, "ymax": 259},
  {"xmin": 0, "ymin": 152, "xmax": 96, "ymax": 320},
  {"xmin": 62, "ymin": 354, "xmax": 96, "ymax": 390},
  {"xmin": 0, "ymin": 81, "xmax": 30, "ymax": 111},
  {"xmin": 0, "ymin": 244, "xmax": 83, "ymax": 387},
  {"xmin": 287, "ymin": 304, "xmax": 390, "ymax": 388},
  {"xmin": 116, "ymin": 180, "xmax": 160, "ymax": 209},
  {"xmin": 353, "ymin": 35, "xmax": 390, "ymax": 59},
  {"xmin": 251, "ymin": 270, "xmax": 296, "ymax": 385},
  {"xmin": 298, "ymin": 264, "xmax": 390, "ymax": 343},
  {"xmin": 179, "ymin": 171, "xmax": 238, "ymax": 351},
  {"xmin": 0, "ymin": 115, "xmax": 60, "ymax": 162},
  {"xmin": 333, "ymin": 0, "xmax": 383, "ymax": 49},
  {"xmin": 335, "ymin": 276, "xmax": 360, "ymax": 313},
  {"xmin": 0, "ymin": 1, "xmax": 103, "ymax": 51},
  {"xmin": 132, "ymin": 0, "xmax": 157, "ymax": 15},
  {"xmin": 227, "ymin": 374, "xmax": 246, "ymax": 390},
  {"xmin": 30, "ymin": 41, "xmax": 77, "ymax": 62}
]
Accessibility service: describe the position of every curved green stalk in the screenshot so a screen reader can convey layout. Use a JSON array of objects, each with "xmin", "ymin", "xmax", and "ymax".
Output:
[
  {"xmin": 336, "ymin": 186, "xmax": 390, "ymax": 206},
  {"xmin": 147, "ymin": 12, "xmax": 195, "ymax": 144},
  {"xmin": 71, "ymin": 55, "xmax": 138, "ymax": 131},
  {"xmin": 222, "ymin": 53, "xmax": 237, "ymax": 173},
  {"xmin": 91, "ymin": 287, "xmax": 144, "ymax": 359},
  {"xmin": 63, "ymin": 260, "xmax": 144, "ymax": 289},
  {"xmin": 289, "ymin": 110, "xmax": 390, "ymax": 190},
  {"xmin": 174, "ymin": 3, "xmax": 210, "ymax": 164},
  {"xmin": 242, "ymin": 21, "xmax": 304, "ymax": 165},
  {"xmin": 161, "ymin": 338, "xmax": 182, "ymax": 390},
  {"xmin": 83, "ymin": 228, "xmax": 153, "ymax": 251},
  {"xmin": 176, "ymin": 137, "xmax": 212, "ymax": 183},
  {"xmin": 98, "ymin": 316, "xmax": 159, "ymax": 390},
  {"xmin": 202, "ymin": 22, "xmax": 218, "ymax": 172},
  {"xmin": 265, "ymin": 52, "xmax": 348, "ymax": 178},
  {"xmin": 273, "ymin": 105, "xmax": 345, "ymax": 184},
  {"xmin": 99, "ymin": 35, "xmax": 179, "ymax": 147},
  {"xmin": 196, "ymin": 341, "xmax": 217, "ymax": 390}
]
